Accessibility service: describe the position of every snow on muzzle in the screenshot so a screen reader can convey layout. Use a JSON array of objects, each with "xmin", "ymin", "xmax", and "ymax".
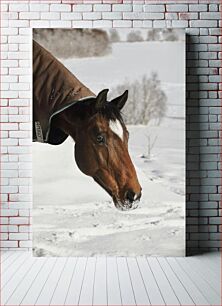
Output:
[{"xmin": 113, "ymin": 191, "xmax": 142, "ymax": 211}]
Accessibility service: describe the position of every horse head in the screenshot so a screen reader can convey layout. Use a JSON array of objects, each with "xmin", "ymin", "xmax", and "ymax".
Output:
[{"xmin": 62, "ymin": 89, "xmax": 142, "ymax": 211}]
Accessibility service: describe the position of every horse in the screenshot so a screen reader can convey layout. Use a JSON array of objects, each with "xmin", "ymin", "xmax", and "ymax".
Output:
[{"xmin": 33, "ymin": 40, "xmax": 142, "ymax": 211}]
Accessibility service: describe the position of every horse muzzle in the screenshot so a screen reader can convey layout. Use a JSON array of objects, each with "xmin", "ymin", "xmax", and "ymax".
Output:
[{"xmin": 113, "ymin": 190, "xmax": 141, "ymax": 211}]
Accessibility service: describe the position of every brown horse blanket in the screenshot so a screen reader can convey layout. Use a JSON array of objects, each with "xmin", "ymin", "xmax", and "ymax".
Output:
[{"xmin": 33, "ymin": 40, "xmax": 95, "ymax": 145}]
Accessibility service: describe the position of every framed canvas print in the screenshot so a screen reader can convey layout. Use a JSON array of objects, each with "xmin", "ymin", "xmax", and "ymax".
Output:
[{"xmin": 32, "ymin": 28, "xmax": 185, "ymax": 256}]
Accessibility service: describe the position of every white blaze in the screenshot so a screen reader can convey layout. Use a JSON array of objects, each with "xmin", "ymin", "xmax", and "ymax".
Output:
[{"xmin": 109, "ymin": 119, "xmax": 124, "ymax": 141}]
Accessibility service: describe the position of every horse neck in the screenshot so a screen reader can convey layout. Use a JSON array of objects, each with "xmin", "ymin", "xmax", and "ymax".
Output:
[{"xmin": 53, "ymin": 111, "xmax": 80, "ymax": 142}]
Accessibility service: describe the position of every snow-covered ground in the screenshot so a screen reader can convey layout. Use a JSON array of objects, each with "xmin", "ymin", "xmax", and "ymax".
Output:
[{"xmin": 33, "ymin": 41, "xmax": 185, "ymax": 256}]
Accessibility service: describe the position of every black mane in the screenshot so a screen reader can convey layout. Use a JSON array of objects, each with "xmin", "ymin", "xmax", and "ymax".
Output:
[{"xmin": 73, "ymin": 98, "xmax": 125, "ymax": 125}]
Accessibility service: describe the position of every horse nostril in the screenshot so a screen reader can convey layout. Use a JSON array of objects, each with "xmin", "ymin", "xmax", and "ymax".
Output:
[{"xmin": 126, "ymin": 190, "xmax": 137, "ymax": 203}]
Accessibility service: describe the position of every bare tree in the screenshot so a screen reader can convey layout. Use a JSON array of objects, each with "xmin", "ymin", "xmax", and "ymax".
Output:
[
  {"xmin": 33, "ymin": 29, "xmax": 111, "ymax": 58},
  {"xmin": 110, "ymin": 73, "xmax": 167, "ymax": 125},
  {"xmin": 109, "ymin": 29, "xmax": 120, "ymax": 43},
  {"xmin": 127, "ymin": 31, "xmax": 143, "ymax": 42},
  {"xmin": 147, "ymin": 29, "xmax": 179, "ymax": 42},
  {"xmin": 141, "ymin": 134, "xmax": 158, "ymax": 160}
]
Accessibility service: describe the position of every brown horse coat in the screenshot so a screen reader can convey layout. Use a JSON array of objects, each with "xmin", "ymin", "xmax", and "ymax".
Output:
[{"xmin": 33, "ymin": 40, "xmax": 95, "ymax": 145}]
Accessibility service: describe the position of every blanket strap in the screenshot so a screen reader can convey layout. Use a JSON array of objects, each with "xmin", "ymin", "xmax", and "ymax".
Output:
[{"xmin": 35, "ymin": 121, "xmax": 44, "ymax": 143}]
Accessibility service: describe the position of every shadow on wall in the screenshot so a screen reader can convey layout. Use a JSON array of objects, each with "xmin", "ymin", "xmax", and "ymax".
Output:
[{"xmin": 186, "ymin": 34, "xmax": 201, "ymax": 256}]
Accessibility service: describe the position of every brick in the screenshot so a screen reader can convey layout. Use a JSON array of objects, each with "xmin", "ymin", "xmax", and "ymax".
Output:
[
  {"xmin": 190, "ymin": 20, "xmax": 218, "ymax": 28},
  {"xmin": 209, "ymin": 217, "xmax": 222, "ymax": 225},
  {"xmin": 199, "ymin": 28, "xmax": 209, "ymax": 36},
  {"xmin": 200, "ymin": 202, "xmax": 218, "ymax": 209},
  {"xmin": 210, "ymin": 123, "xmax": 221, "ymax": 131},
  {"xmin": 9, "ymin": 155, "xmax": 19, "ymax": 162},
  {"xmin": 209, "ymin": 75, "xmax": 221, "ymax": 82},
  {"xmin": 10, "ymin": 83, "xmax": 30, "ymax": 92},
  {"xmin": 8, "ymin": 146, "xmax": 31, "ymax": 155},
  {"xmin": 0, "ymin": 217, "xmax": 8, "ymax": 224},
  {"xmin": 9, "ymin": 217, "xmax": 29, "ymax": 225},
  {"xmin": 10, "ymin": 99, "xmax": 29, "ymax": 107},
  {"xmin": 50, "ymin": 21, "xmax": 71, "ymax": 28},
  {"xmin": 1, "ymin": 75, "xmax": 18, "ymax": 83},
  {"xmin": 102, "ymin": 12, "xmax": 122, "ymax": 19},
  {"xmin": 72, "ymin": 21, "xmax": 93, "ymax": 28},
  {"xmin": 142, "ymin": 21, "xmax": 152, "ymax": 28},
  {"xmin": 201, "ymin": 178, "xmax": 221, "ymax": 186},
  {"xmin": 133, "ymin": 5, "xmax": 143, "ymax": 12},
  {"xmin": 9, "ymin": 115, "xmax": 30, "ymax": 123},
  {"xmin": 0, "ymin": 241, "xmax": 18, "ymax": 248},
  {"xmin": 199, "ymin": 36, "xmax": 217, "ymax": 44},
  {"xmin": 29, "ymin": 4, "xmax": 49, "ymax": 11},
  {"xmin": 209, "ymin": 194, "xmax": 221, "ymax": 201},
  {"xmin": 2, "ymin": 28, "xmax": 18, "ymax": 36},
  {"xmin": 2, "ymin": 20, "xmax": 8, "ymax": 27},
  {"xmin": 92, "ymin": 19, "xmax": 112, "ymax": 27},
  {"xmin": 9, "ymin": 67, "xmax": 30, "ymax": 75},
  {"xmin": 179, "ymin": 12, "xmax": 198, "ymax": 20},
  {"xmin": 112, "ymin": 4, "xmax": 132, "ymax": 11},
  {"xmin": 189, "ymin": 4, "xmax": 207, "ymax": 11},
  {"xmin": 200, "ymin": 12, "xmax": 221, "ymax": 19},
  {"xmin": 19, "ymin": 123, "xmax": 31, "ymax": 131},
  {"xmin": 166, "ymin": 5, "xmax": 188, "ymax": 12},
  {"xmin": 2, "ymin": 123, "xmax": 18, "ymax": 131},
  {"xmin": 200, "ymin": 162, "xmax": 218, "ymax": 170},
  {"xmin": 19, "ymin": 44, "xmax": 30, "ymax": 52},
  {"xmin": 209, "ymin": 60, "xmax": 221, "ymax": 68},
  {"xmin": 73, "ymin": 4, "xmax": 92, "ymax": 12},
  {"xmin": 8, "ymin": 35, "xmax": 27, "ymax": 44},
  {"xmin": 83, "ymin": 12, "xmax": 102, "ymax": 20},
  {"xmin": 19, "ymin": 226, "xmax": 31, "ymax": 233},
  {"xmin": 208, "ymin": 92, "xmax": 218, "ymax": 99},
  {"xmin": 1, "ymin": 209, "xmax": 18, "ymax": 216},
  {"xmin": 94, "ymin": 4, "xmax": 111, "ymax": 11},
  {"xmin": 0, "ymin": 225, "xmax": 18, "ymax": 233},
  {"xmin": 9, "ymin": 233, "xmax": 29, "ymax": 240},
  {"xmin": 9, "ymin": 4, "xmax": 28, "ymax": 11},
  {"xmin": 9, "ymin": 20, "xmax": 29, "ymax": 28},
  {"xmin": 50, "ymin": 4, "xmax": 71, "ymax": 12},
  {"xmin": 1, "ymin": 4, "xmax": 8, "ymax": 11},
  {"xmin": 191, "ymin": 233, "xmax": 209, "ymax": 240},
  {"xmin": 165, "ymin": 13, "xmax": 178, "ymax": 20},
  {"xmin": 153, "ymin": 20, "xmax": 171, "ymax": 28},
  {"xmin": 8, "ymin": 52, "xmax": 30, "ymax": 60},
  {"xmin": 10, "ymin": 131, "xmax": 30, "ymax": 138},
  {"xmin": 113, "ymin": 20, "xmax": 132, "ymax": 28},
  {"xmin": 172, "ymin": 20, "xmax": 188, "ymax": 28},
  {"xmin": 19, "ymin": 241, "xmax": 32, "ymax": 248},
  {"xmin": 19, "ymin": 12, "xmax": 40, "ymax": 20},
  {"xmin": 1, "ymin": 233, "xmax": 9, "ymax": 240},
  {"xmin": 143, "ymin": 5, "xmax": 165, "ymax": 12},
  {"xmin": 210, "ymin": 233, "xmax": 221, "ymax": 240},
  {"xmin": 208, "ymin": 44, "xmax": 221, "ymax": 51},
  {"xmin": 19, "ymin": 28, "xmax": 31, "ymax": 36},
  {"xmin": 1, "ymin": 138, "xmax": 18, "ymax": 146},
  {"xmin": 1, "ymin": 169, "xmax": 18, "ymax": 178},
  {"xmin": 41, "ymin": 12, "xmax": 60, "ymax": 20},
  {"xmin": 209, "ymin": 4, "xmax": 219, "ymax": 11},
  {"xmin": 30, "ymin": 21, "xmax": 50, "ymax": 28},
  {"xmin": 200, "ymin": 83, "xmax": 218, "ymax": 91},
  {"xmin": 61, "ymin": 13, "xmax": 82, "ymax": 20},
  {"xmin": 209, "ymin": 28, "xmax": 221, "ymax": 36},
  {"xmin": 123, "ymin": 12, "xmax": 164, "ymax": 19}
]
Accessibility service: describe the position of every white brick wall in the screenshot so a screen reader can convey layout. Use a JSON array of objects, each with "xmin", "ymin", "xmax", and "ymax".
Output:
[{"xmin": 1, "ymin": 0, "xmax": 221, "ymax": 255}]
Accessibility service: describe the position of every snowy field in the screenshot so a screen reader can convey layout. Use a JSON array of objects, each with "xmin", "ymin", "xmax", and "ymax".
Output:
[{"xmin": 33, "ymin": 40, "xmax": 185, "ymax": 256}]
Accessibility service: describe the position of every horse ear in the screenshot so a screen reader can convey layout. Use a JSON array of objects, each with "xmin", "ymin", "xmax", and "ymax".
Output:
[
  {"xmin": 110, "ymin": 90, "xmax": 128, "ymax": 110},
  {"xmin": 95, "ymin": 89, "xmax": 109, "ymax": 110}
]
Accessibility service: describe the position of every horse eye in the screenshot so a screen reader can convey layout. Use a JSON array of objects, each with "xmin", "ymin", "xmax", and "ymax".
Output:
[{"xmin": 96, "ymin": 134, "xmax": 105, "ymax": 144}]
